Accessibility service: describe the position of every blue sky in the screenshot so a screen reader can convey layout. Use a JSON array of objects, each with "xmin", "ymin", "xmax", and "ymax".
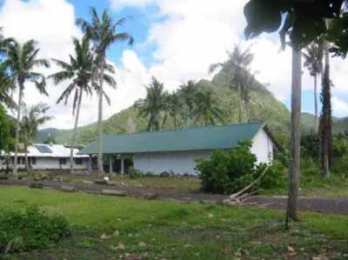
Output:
[{"xmin": 0, "ymin": 0, "xmax": 347, "ymax": 128}]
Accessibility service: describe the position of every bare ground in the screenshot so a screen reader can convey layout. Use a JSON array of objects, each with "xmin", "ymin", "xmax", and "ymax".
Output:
[{"xmin": 1, "ymin": 179, "xmax": 347, "ymax": 215}]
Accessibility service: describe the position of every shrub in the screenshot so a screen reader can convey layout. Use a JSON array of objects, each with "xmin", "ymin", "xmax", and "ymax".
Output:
[
  {"xmin": 0, "ymin": 207, "xmax": 70, "ymax": 254},
  {"xmin": 128, "ymin": 167, "xmax": 143, "ymax": 179},
  {"xmin": 196, "ymin": 142, "xmax": 285, "ymax": 194},
  {"xmin": 259, "ymin": 161, "xmax": 287, "ymax": 190}
]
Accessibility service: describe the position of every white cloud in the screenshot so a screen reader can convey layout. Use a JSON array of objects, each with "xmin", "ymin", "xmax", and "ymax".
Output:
[
  {"xmin": 332, "ymin": 97, "xmax": 348, "ymax": 118},
  {"xmin": 2, "ymin": 0, "xmax": 348, "ymax": 130},
  {"xmin": 0, "ymin": 0, "xmax": 148, "ymax": 129},
  {"xmin": 110, "ymin": 0, "xmax": 348, "ymax": 118},
  {"xmin": 109, "ymin": 0, "xmax": 155, "ymax": 10}
]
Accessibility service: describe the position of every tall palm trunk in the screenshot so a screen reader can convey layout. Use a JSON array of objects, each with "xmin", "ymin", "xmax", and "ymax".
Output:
[
  {"xmin": 97, "ymin": 58, "xmax": 105, "ymax": 175},
  {"xmin": 286, "ymin": 47, "xmax": 302, "ymax": 223},
  {"xmin": 70, "ymin": 90, "xmax": 83, "ymax": 174},
  {"xmin": 320, "ymin": 40, "xmax": 332, "ymax": 178},
  {"xmin": 314, "ymin": 74, "xmax": 319, "ymax": 132},
  {"xmin": 13, "ymin": 85, "xmax": 24, "ymax": 176}
]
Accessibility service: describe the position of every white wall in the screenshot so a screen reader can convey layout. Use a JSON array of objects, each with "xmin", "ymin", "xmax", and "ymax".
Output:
[
  {"xmin": 134, "ymin": 150, "xmax": 211, "ymax": 175},
  {"xmin": 250, "ymin": 129, "xmax": 274, "ymax": 164},
  {"xmin": 0, "ymin": 157, "xmax": 89, "ymax": 171},
  {"xmin": 134, "ymin": 129, "xmax": 275, "ymax": 176}
]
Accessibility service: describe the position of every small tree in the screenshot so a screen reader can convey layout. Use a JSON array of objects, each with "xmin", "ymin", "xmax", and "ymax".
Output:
[{"xmin": 20, "ymin": 103, "xmax": 51, "ymax": 171}]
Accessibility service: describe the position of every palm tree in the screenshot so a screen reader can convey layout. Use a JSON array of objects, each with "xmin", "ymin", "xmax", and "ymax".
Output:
[
  {"xmin": 137, "ymin": 77, "xmax": 167, "ymax": 131},
  {"xmin": 210, "ymin": 46, "xmax": 254, "ymax": 123},
  {"xmin": 49, "ymin": 37, "xmax": 116, "ymax": 173},
  {"xmin": 163, "ymin": 93, "xmax": 183, "ymax": 129},
  {"xmin": 303, "ymin": 42, "xmax": 323, "ymax": 132},
  {"xmin": 179, "ymin": 80, "xmax": 198, "ymax": 126},
  {"xmin": 192, "ymin": 89, "xmax": 224, "ymax": 126},
  {"xmin": 20, "ymin": 103, "xmax": 51, "ymax": 171},
  {"xmin": 77, "ymin": 7, "xmax": 133, "ymax": 175},
  {"xmin": 3, "ymin": 39, "xmax": 49, "ymax": 175}
]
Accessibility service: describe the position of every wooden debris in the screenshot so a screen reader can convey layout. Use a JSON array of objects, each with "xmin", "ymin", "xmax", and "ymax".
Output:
[
  {"xmin": 60, "ymin": 185, "xmax": 77, "ymax": 192},
  {"xmin": 223, "ymin": 167, "xmax": 269, "ymax": 206},
  {"xmin": 101, "ymin": 189, "xmax": 127, "ymax": 197}
]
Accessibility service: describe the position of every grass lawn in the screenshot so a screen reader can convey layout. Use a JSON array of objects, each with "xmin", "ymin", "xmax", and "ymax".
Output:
[
  {"xmin": 262, "ymin": 174, "xmax": 348, "ymax": 198},
  {"xmin": 0, "ymin": 187, "xmax": 347, "ymax": 259}
]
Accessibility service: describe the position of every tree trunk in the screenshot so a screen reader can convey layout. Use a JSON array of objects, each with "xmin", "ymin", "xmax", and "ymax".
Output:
[
  {"xmin": 13, "ymin": 86, "xmax": 23, "ymax": 176},
  {"xmin": 320, "ymin": 40, "xmax": 332, "ymax": 178},
  {"xmin": 286, "ymin": 47, "xmax": 302, "ymax": 223},
  {"xmin": 24, "ymin": 143, "xmax": 29, "ymax": 172},
  {"xmin": 97, "ymin": 59, "xmax": 105, "ymax": 175},
  {"xmin": 70, "ymin": 90, "xmax": 83, "ymax": 174},
  {"xmin": 314, "ymin": 75, "xmax": 319, "ymax": 133}
]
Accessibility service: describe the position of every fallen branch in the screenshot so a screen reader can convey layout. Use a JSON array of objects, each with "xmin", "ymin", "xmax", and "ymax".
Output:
[{"xmin": 228, "ymin": 166, "xmax": 270, "ymax": 201}]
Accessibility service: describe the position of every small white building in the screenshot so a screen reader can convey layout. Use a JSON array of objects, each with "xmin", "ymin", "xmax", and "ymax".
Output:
[
  {"xmin": 0, "ymin": 144, "xmax": 89, "ymax": 171},
  {"xmin": 81, "ymin": 122, "xmax": 279, "ymax": 176}
]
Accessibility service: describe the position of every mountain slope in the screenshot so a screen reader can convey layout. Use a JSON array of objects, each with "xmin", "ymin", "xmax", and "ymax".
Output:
[{"xmin": 38, "ymin": 74, "xmax": 291, "ymax": 145}]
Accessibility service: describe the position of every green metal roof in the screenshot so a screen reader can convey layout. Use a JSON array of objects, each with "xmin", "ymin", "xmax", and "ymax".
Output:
[{"xmin": 80, "ymin": 122, "xmax": 265, "ymax": 155}]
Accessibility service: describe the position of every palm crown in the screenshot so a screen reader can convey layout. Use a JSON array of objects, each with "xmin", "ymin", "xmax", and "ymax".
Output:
[{"xmin": 4, "ymin": 40, "xmax": 49, "ymax": 94}]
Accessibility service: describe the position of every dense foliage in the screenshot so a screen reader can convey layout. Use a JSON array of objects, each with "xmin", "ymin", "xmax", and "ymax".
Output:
[
  {"xmin": 0, "ymin": 105, "xmax": 14, "ymax": 152},
  {"xmin": 196, "ymin": 142, "xmax": 285, "ymax": 194},
  {"xmin": 301, "ymin": 132, "xmax": 348, "ymax": 177},
  {"xmin": 0, "ymin": 207, "xmax": 70, "ymax": 254}
]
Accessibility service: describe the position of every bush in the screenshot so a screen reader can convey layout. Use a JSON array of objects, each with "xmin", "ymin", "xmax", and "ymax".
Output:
[
  {"xmin": 259, "ymin": 161, "xmax": 287, "ymax": 191},
  {"xmin": 0, "ymin": 207, "xmax": 70, "ymax": 254},
  {"xmin": 196, "ymin": 142, "xmax": 285, "ymax": 194},
  {"xmin": 128, "ymin": 167, "xmax": 143, "ymax": 179}
]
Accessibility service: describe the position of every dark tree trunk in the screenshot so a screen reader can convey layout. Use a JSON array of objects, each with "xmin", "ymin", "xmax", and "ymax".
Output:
[
  {"xmin": 320, "ymin": 41, "xmax": 332, "ymax": 178},
  {"xmin": 314, "ymin": 74, "xmax": 319, "ymax": 133}
]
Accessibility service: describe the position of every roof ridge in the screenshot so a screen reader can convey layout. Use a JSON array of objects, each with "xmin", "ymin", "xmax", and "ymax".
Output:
[{"xmin": 104, "ymin": 121, "xmax": 264, "ymax": 138}]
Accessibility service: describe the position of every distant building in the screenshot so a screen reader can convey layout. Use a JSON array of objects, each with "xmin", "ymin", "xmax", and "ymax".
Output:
[
  {"xmin": 80, "ymin": 123, "xmax": 279, "ymax": 176},
  {"xmin": 0, "ymin": 144, "xmax": 89, "ymax": 171}
]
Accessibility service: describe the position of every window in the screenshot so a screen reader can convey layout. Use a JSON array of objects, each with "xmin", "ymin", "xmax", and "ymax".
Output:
[
  {"xmin": 59, "ymin": 158, "xmax": 67, "ymax": 165},
  {"xmin": 31, "ymin": 157, "xmax": 36, "ymax": 165},
  {"xmin": 74, "ymin": 158, "xmax": 83, "ymax": 165}
]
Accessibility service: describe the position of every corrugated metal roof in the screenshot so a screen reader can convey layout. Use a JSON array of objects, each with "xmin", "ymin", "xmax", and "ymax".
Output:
[
  {"xmin": 80, "ymin": 122, "xmax": 265, "ymax": 155},
  {"xmin": 5, "ymin": 144, "xmax": 88, "ymax": 158}
]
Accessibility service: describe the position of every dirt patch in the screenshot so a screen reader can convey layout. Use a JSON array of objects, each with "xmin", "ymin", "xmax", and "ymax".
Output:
[{"xmin": 1, "ymin": 179, "xmax": 347, "ymax": 215}]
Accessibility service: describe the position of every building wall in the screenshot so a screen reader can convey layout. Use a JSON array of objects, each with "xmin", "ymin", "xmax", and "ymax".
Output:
[
  {"xmin": 0, "ymin": 157, "xmax": 89, "ymax": 171},
  {"xmin": 134, "ymin": 150, "xmax": 211, "ymax": 175},
  {"xmin": 250, "ymin": 129, "xmax": 274, "ymax": 164},
  {"xmin": 134, "ymin": 129, "xmax": 274, "ymax": 176}
]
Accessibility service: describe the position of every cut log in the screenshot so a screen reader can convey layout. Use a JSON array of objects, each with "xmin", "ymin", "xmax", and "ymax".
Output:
[
  {"xmin": 60, "ymin": 185, "xmax": 77, "ymax": 192},
  {"xmin": 101, "ymin": 189, "xmax": 127, "ymax": 197}
]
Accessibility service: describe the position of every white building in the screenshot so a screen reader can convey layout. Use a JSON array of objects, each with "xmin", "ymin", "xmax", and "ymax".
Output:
[
  {"xmin": 0, "ymin": 144, "xmax": 89, "ymax": 171},
  {"xmin": 81, "ymin": 122, "xmax": 279, "ymax": 176}
]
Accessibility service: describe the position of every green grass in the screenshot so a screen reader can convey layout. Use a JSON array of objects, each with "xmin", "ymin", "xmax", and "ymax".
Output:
[
  {"xmin": 64, "ymin": 174, "xmax": 201, "ymax": 192},
  {"xmin": 262, "ymin": 173, "xmax": 348, "ymax": 198},
  {"xmin": 1, "ymin": 187, "xmax": 347, "ymax": 259}
]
